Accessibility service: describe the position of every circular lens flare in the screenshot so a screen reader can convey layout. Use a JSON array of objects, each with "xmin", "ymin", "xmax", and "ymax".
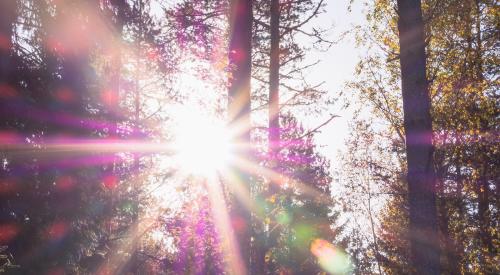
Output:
[{"xmin": 310, "ymin": 239, "xmax": 352, "ymax": 274}]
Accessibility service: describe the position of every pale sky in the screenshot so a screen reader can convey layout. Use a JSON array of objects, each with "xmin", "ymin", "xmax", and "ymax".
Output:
[{"xmin": 300, "ymin": 0, "xmax": 366, "ymax": 167}]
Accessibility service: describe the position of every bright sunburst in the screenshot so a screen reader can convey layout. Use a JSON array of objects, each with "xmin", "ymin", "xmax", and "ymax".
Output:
[{"xmin": 172, "ymin": 107, "xmax": 233, "ymax": 176}]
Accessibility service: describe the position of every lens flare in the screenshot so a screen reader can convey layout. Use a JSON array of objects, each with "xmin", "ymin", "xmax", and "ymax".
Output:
[{"xmin": 310, "ymin": 238, "xmax": 352, "ymax": 275}]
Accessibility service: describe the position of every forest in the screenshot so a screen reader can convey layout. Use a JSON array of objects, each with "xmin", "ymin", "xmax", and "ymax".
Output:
[{"xmin": 0, "ymin": 0, "xmax": 498, "ymax": 274}]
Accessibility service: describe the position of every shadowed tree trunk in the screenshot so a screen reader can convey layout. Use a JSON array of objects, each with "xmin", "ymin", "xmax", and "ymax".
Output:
[
  {"xmin": 453, "ymin": 162, "xmax": 465, "ymax": 274},
  {"xmin": 0, "ymin": 0, "xmax": 17, "ymax": 250},
  {"xmin": 0, "ymin": 0, "xmax": 15, "ymax": 90},
  {"xmin": 262, "ymin": 0, "xmax": 281, "ymax": 273},
  {"xmin": 396, "ymin": 0, "xmax": 440, "ymax": 274},
  {"xmin": 228, "ymin": 0, "xmax": 253, "ymax": 273},
  {"xmin": 437, "ymin": 171, "xmax": 459, "ymax": 275},
  {"xmin": 477, "ymin": 166, "xmax": 493, "ymax": 271},
  {"xmin": 268, "ymin": 0, "xmax": 280, "ymax": 158}
]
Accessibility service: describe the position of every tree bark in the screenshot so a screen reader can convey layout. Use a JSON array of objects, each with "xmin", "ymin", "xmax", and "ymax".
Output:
[
  {"xmin": 477, "ymin": 167, "xmax": 493, "ymax": 272},
  {"xmin": 228, "ymin": 0, "xmax": 253, "ymax": 273},
  {"xmin": 258, "ymin": 0, "xmax": 282, "ymax": 274},
  {"xmin": 396, "ymin": 0, "xmax": 440, "ymax": 274},
  {"xmin": 0, "ymin": 0, "xmax": 15, "ymax": 88},
  {"xmin": 268, "ymin": 0, "xmax": 280, "ymax": 157},
  {"xmin": 437, "ymin": 174, "xmax": 459, "ymax": 275},
  {"xmin": 453, "ymin": 163, "xmax": 465, "ymax": 274},
  {"xmin": 0, "ymin": 0, "xmax": 16, "ymax": 242}
]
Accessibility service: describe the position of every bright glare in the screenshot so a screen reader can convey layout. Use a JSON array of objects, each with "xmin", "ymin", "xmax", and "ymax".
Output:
[{"xmin": 173, "ymin": 108, "xmax": 233, "ymax": 176}]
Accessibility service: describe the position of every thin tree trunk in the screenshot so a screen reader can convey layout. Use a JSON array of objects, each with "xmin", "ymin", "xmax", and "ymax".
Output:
[
  {"xmin": 103, "ymin": 1, "xmax": 126, "ymax": 272},
  {"xmin": 453, "ymin": 163, "xmax": 465, "ymax": 274},
  {"xmin": 0, "ymin": 0, "xmax": 16, "ymax": 130},
  {"xmin": 396, "ymin": 0, "xmax": 440, "ymax": 274},
  {"xmin": 130, "ymin": 35, "xmax": 140, "ymax": 275},
  {"xmin": 473, "ymin": 0, "xmax": 483, "ymax": 81},
  {"xmin": 437, "ymin": 171, "xmax": 457, "ymax": 275},
  {"xmin": 228, "ymin": 0, "xmax": 253, "ymax": 273},
  {"xmin": 472, "ymin": 2, "xmax": 494, "ymax": 271},
  {"xmin": 269, "ymin": 0, "xmax": 280, "ymax": 157},
  {"xmin": 130, "ymin": 4, "xmax": 143, "ymax": 273},
  {"xmin": 367, "ymin": 182, "xmax": 383, "ymax": 275},
  {"xmin": 0, "ymin": 1, "xmax": 15, "ymax": 87},
  {"xmin": 259, "ymin": 0, "xmax": 282, "ymax": 274},
  {"xmin": 477, "ymin": 167, "xmax": 493, "ymax": 273}
]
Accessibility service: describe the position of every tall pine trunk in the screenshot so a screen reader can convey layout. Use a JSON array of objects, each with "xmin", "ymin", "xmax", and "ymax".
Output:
[
  {"xmin": 268, "ymin": 0, "xmax": 280, "ymax": 158},
  {"xmin": 263, "ymin": 0, "xmax": 281, "ymax": 273},
  {"xmin": 0, "ymin": 1, "xmax": 15, "ymax": 90},
  {"xmin": 228, "ymin": 0, "xmax": 253, "ymax": 273},
  {"xmin": 0, "ymin": 0, "xmax": 16, "ymax": 248},
  {"xmin": 396, "ymin": 0, "xmax": 440, "ymax": 274}
]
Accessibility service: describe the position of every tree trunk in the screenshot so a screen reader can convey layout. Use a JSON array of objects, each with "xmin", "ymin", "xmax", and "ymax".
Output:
[
  {"xmin": 0, "ymin": 0, "xmax": 15, "ymax": 88},
  {"xmin": 0, "ymin": 0, "xmax": 16, "ymax": 135},
  {"xmin": 228, "ymin": 0, "xmax": 253, "ymax": 273},
  {"xmin": 258, "ymin": 0, "xmax": 282, "ymax": 274},
  {"xmin": 268, "ymin": 0, "xmax": 280, "ymax": 157},
  {"xmin": 131, "ymin": 5, "xmax": 142, "ymax": 272},
  {"xmin": 437, "ymin": 174, "xmax": 458, "ymax": 275},
  {"xmin": 396, "ymin": 0, "xmax": 440, "ymax": 274},
  {"xmin": 477, "ymin": 167, "xmax": 493, "ymax": 273},
  {"xmin": 0, "ymin": 0, "xmax": 16, "ymax": 253},
  {"xmin": 453, "ymin": 163, "xmax": 465, "ymax": 274}
]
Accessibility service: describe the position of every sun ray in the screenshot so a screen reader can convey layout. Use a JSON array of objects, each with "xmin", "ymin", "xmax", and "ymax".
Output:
[
  {"xmin": 204, "ymin": 176, "xmax": 247, "ymax": 275},
  {"xmin": 233, "ymin": 156, "xmax": 332, "ymax": 204}
]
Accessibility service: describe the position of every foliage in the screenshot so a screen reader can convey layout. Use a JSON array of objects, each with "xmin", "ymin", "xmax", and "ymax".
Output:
[{"xmin": 254, "ymin": 114, "xmax": 351, "ymax": 274}]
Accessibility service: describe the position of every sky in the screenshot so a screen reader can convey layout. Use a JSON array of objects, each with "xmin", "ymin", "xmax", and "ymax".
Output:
[{"xmin": 300, "ymin": 0, "xmax": 367, "ymax": 167}]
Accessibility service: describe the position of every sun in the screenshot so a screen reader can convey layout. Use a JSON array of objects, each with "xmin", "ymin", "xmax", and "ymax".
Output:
[{"xmin": 172, "ymin": 108, "xmax": 233, "ymax": 177}]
